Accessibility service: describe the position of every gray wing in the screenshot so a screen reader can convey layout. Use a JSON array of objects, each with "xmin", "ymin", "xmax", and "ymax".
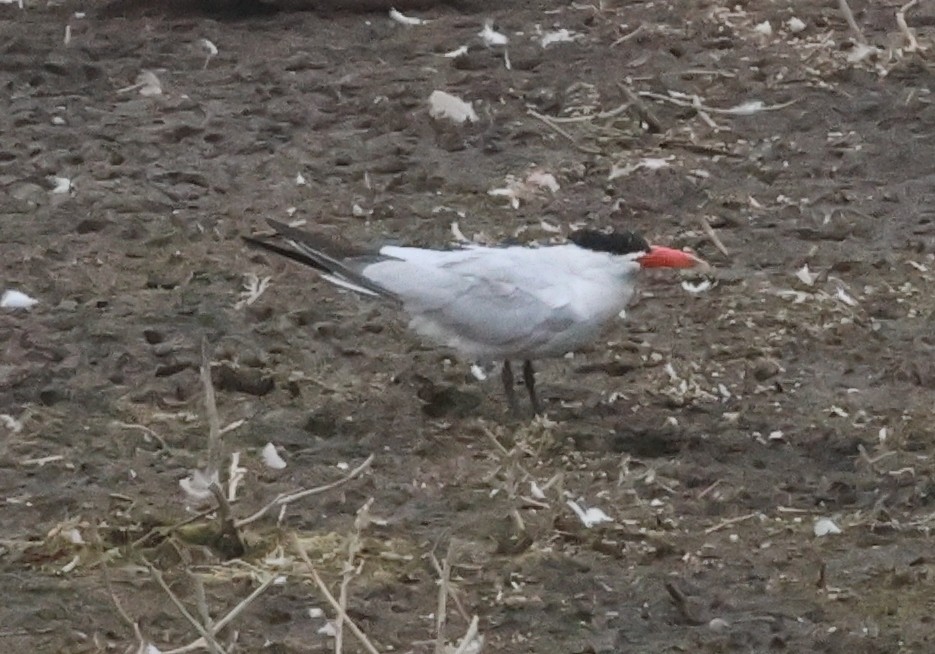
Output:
[
  {"xmin": 364, "ymin": 256, "xmax": 578, "ymax": 350},
  {"xmin": 423, "ymin": 276, "xmax": 579, "ymax": 350}
]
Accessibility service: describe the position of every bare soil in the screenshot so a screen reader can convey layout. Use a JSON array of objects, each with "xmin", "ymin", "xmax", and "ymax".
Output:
[{"xmin": 2, "ymin": 0, "xmax": 935, "ymax": 652}]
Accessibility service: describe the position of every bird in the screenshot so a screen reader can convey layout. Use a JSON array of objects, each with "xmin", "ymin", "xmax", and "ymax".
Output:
[{"xmin": 244, "ymin": 219, "xmax": 707, "ymax": 415}]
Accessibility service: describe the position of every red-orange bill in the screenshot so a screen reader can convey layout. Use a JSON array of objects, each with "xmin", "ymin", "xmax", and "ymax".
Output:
[{"xmin": 638, "ymin": 246, "xmax": 706, "ymax": 269}]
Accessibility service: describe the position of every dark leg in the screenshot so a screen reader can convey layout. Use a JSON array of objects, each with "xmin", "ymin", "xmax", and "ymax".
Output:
[
  {"xmin": 501, "ymin": 360, "xmax": 521, "ymax": 415},
  {"xmin": 523, "ymin": 359, "xmax": 542, "ymax": 415}
]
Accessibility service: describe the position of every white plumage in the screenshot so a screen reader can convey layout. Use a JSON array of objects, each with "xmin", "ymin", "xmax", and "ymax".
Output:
[{"xmin": 245, "ymin": 220, "xmax": 705, "ymax": 414}]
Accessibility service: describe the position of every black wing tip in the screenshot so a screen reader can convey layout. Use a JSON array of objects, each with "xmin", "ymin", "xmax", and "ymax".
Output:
[
  {"xmin": 242, "ymin": 233, "xmax": 330, "ymax": 272},
  {"xmin": 568, "ymin": 229, "xmax": 649, "ymax": 256}
]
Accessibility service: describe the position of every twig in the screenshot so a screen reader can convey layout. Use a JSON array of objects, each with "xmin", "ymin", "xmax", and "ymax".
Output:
[
  {"xmin": 101, "ymin": 560, "xmax": 148, "ymax": 651},
  {"xmin": 696, "ymin": 479, "xmax": 722, "ymax": 500},
  {"xmin": 541, "ymin": 102, "xmax": 629, "ymax": 124},
  {"xmin": 664, "ymin": 582, "xmax": 706, "ymax": 625},
  {"xmin": 148, "ymin": 564, "xmax": 226, "ymax": 654},
  {"xmin": 235, "ymin": 454, "xmax": 374, "ymax": 528},
  {"xmin": 291, "ymin": 536, "xmax": 381, "ymax": 654},
  {"xmin": 429, "ymin": 552, "xmax": 470, "ymax": 623},
  {"xmin": 611, "ymin": 24, "xmax": 644, "ymax": 47},
  {"xmin": 209, "ymin": 483, "xmax": 245, "ymax": 557},
  {"xmin": 191, "ymin": 574, "xmax": 214, "ymax": 635},
  {"xmin": 161, "ymin": 575, "xmax": 277, "ymax": 654},
  {"xmin": 131, "ymin": 507, "xmax": 216, "ymax": 549},
  {"xmin": 838, "ymin": 0, "xmax": 866, "ymax": 44},
  {"xmin": 690, "ymin": 95, "xmax": 719, "ymax": 130},
  {"xmin": 112, "ymin": 421, "xmax": 168, "ymax": 449},
  {"xmin": 699, "ymin": 215, "xmax": 730, "ymax": 257},
  {"xmin": 857, "ymin": 443, "xmax": 896, "ymax": 474},
  {"xmin": 526, "ymin": 109, "xmax": 603, "ymax": 154},
  {"xmin": 704, "ymin": 512, "xmax": 759, "ymax": 534},
  {"xmin": 434, "ymin": 553, "xmax": 451, "ymax": 654},
  {"xmin": 639, "ymin": 91, "xmax": 797, "ymax": 115},
  {"xmin": 896, "ymin": 0, "xmax": 925, "ymax": 53},
  {"xmin": 617, "ymin": 82, "xmax": 663, "ymax": 133},
  {"xmin": 200, "ymin": 341, "xmax": 222, "ymax": 480},
  {"xmin": 451, "ymin": 616, "xmax": 480, "ymax": 654},
  {"xmin": 336, "ymin": 498, "xmax": 373, "ymax": 654}
]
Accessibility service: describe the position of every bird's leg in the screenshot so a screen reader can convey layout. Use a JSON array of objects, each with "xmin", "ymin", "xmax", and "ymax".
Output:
[
  {"xmin": 501, "ymin": 360, "xmax": 521, "ymax": 415},
  {"xmin": 522, "ymin": 359, "xmax": 542, "ymax": 415}
]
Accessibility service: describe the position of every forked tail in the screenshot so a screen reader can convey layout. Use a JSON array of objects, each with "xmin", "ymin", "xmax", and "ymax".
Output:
[{"xmin": 243, "ymin": 219, "xmax": 399, "ymax": 301}]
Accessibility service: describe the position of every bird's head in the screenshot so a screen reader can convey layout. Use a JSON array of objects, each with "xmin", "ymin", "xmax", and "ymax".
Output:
[{"xmin": 568, "ymin": 229, "xmax": 708, "ymax": 271}]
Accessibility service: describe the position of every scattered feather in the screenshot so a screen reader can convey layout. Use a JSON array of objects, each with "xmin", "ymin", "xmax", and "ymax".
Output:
[
  {"xmin": 1, "ymin": 289, "xmax": 39, "ymax": 310},
  {"xmin": 487, "ymin": 186, "xmax": 520, "ymax": 209},
  {"xmin": 428, "ymin": 90, "xmax": 478, "ymax": 124},
  {"xmin": 608, "ymin": 157, "xmax": 672, "ymax": 180},
  {"xmin": 814, "ymin": 517, "xmax": 842, "ymax": 537},
  {"xmin": 525, "ymin": 170, "xmax": 560, "ymax": 193},
  {"xmin": 234, "ymin": 273, "xmax": 271, "ymax": 309},
  {"xmin": 389, "ymin": 7, "xmax": 427, "ymax": 26},
  {"xmin": 540, "ymin": 220, "xmax": 561, "ymax": 233},
  {"xmin": 179, "ymin": 469, "xmax": 218, "ymax": 502},
  {"xmin": 786, "ymin": 17, "xmax": 806, "ymax": 34},
  {"xmin": 835, "ymin": 287, "xmax": 858, "ymax": 307},
  {"xmin": 530, "ymin": 481, "xmax": 546, "ymax": 500},
  {"xmin": 450, "ymin": 221, "xmax": 472, "ymax": 244},
  {"xmin": 51, "ymin": 176, "xmax": 72, "ymax": 194},
  {"xmin": 227, "ymin": 451, "xmax": 247, "ymax": 502},
  {"xmin": 479, "ymin": 21, "xmax": 508, "ymax": 46},
  {"xmin": 261, "ymin": 442, "xmax": 287, "ymax": 470},
  {"xmin": 61, "ymin": 555, "xmax": 80, "ymax": 574},
  {"xmin": 488, "ymin": 170, "xmax": 560, "ymax": 209},
  {"xmin": 540, "ymin": 28, "xmax": 578, "ymax": 48},
  {"xmin": 137, "ymin": 70, "xmax": 163, "ymax": 96},
  {"xmin": 567, "ymin": 500, "xmax": 612, "ymax": 528},
  {"xmin": 443, "ymin": 44, "xmax": 469, "ymax": 58},
  {"xmin": 200, "ymin": 38, "xmax": 218, "ymax": 68},
  {"xmin": 0, "ymin": 414, "xmax": 24, "ymax": 433},
  {"xmin": 709, "ymin": 617, "xmax": 731, "ymax": 632},
  {"xmin": 118, "ymin": 70, "xmax": 163, "ymax": 96},
  {"xmin": 296, "ymin": 172, "xmax": 307, "ymax": 186},
  {"xmin": 775, "ymin": 289, "xmax": 811, "ymax": 304},
  {"xmin": 723, "ymin": 100, "xmax": 768, "ymax": 115},
  {"xmin": 847, "ymin": 43, "xmax": 880, "ymax": 64},
  {"xmin": 754, "ymin": 21, "xmax": 773, "ymax": 37},
  {"xmin": 795, "ymin": 264, "xmax": 816, "ymax": 286},
  {"xmin": 445, "ymin": 628, "xmax": 484, "ymax": 654},
  {"xmin": 681, "ymin": 280, "xmax": 712, "ymax": 294}
]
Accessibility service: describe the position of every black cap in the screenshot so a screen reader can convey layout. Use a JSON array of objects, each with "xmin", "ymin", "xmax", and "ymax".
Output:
[{"xmin": 568, "ymin": 229, "xmax": 649, "ymax": 256}]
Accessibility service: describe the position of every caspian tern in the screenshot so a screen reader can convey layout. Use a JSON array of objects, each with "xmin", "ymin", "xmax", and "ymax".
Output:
[{"xmin": 244, "ymin": 219, "xmax": 706, "ymax": 415}]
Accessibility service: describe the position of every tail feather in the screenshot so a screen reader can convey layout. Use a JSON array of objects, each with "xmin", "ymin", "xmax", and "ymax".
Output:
[{"xmin": 243, "ymin": 220, "xmax": 399, "ymax": 302}]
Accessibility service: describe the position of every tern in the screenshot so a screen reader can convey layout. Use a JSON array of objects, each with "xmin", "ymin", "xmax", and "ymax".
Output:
[{"xmin": 244, "ymin": 219, "xmax": 706, "ymax": 415}]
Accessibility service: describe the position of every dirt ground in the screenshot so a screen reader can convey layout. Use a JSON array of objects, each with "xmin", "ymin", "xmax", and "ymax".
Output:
[{"xmin": 2, "ymin": 0, "xmax": 935, "ymax": 652}]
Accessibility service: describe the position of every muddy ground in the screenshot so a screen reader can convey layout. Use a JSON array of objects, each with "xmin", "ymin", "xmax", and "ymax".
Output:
[{"xmin": 2, "ymin": 0, "xmax": 935, "ymax": 651}]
